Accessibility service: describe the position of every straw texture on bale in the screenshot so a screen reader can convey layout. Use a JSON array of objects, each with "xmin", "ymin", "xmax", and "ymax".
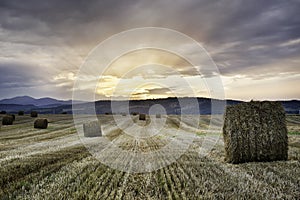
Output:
[
  {"xmin": 139, "ymin": 114, "xmax": 146, "ymax": 120},
  {"xmin": 83, "ymin": 121, "xmax": 102, "ymax": 137},
  {"xmin": 18, "ymin": 111, "xmax": 24, "ymax": 116},
  {"xmin": 2, "ymin": 115, "xmax": 13, "ymax": 125},
  {"xmin": 30, "ymin": 111, "xmax": 38, "ymax": 118},
  {"xmin": 34, "ymin": 119, "xmax": 48, "ymax": 129},
  {"xmin": 223, "ymin": 101, "xmax": 288, "ymax": 164}
]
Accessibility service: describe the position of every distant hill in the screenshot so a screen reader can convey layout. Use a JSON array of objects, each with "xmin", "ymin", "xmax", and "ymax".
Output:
[
  {"xmin": 0, "ymin": 104, "xmax": 38, "ymax": 113},
  {"xmin": 0, "ymin": 96, "xmax": 72, "ymax": 106},
  {"xmin": 281, "ymin": 100, "xmax": 300, "ymax": 114},
  {"xmin": 67, "ymin": 98, "xmax": 300, "ymax": 115},
  {"xmin": 0, "ymin": 96, "xmax": 299, "ymax": 114}
]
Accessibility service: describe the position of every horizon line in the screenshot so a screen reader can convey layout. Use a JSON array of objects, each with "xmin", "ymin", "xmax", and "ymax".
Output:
[{"xmin": 1, "ymin": 95, "xmax": 300, "ymax": 103}]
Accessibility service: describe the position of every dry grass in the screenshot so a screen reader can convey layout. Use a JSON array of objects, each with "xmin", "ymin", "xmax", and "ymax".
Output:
[
  {"xmin": 223, "ymin": 101, "xmax": 288, "ymax": 163},
  {"xmin": 0, "ymin": 114, "xmax": 299, "ymax": 199}
]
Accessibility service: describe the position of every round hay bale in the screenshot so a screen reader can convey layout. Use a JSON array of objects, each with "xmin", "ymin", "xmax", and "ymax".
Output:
[
  {"xmin": 30, "ymin": 111, "xmax": 38, "ymax": 118},
  {"xmin": 10, "ymin": 114, "xmax": 15, "ymax": 121},
  {"xmin": 2, "ymin": 115, "xmax": 13, "ymax": 125},
  {"xmin": 18, "ymin": 111, "xmax": 24, "ymax": 116},
  {"xmin": 83, "ymin": 121, "xmax": 102, "ymax": 137},
  {"xmin": 139, "ymin": 114, "xmax": 146, "ymax": 121},
  {"xmin": 131, "ymin": 112, "xmax": 138, "ymax": 116},
  {"xmin": 223, "ymin": 101, "xmax": 288, "ymax": 164},
  {"xmin": 34, "ymin": 118, "xmax": 48, "ymax": 129}
]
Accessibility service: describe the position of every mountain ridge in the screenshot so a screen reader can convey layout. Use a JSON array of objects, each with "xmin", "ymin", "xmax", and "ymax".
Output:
[
  {"xmin": 0, "ymin": 96, "xmax": 299, "ymax": 114},
  {"xmin": 0, "ymin": 96, "xmax": 72, "ymax": 106}
]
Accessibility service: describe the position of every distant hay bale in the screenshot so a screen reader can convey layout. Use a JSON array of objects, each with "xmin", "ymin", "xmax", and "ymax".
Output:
[
  {"xmin": 223, "ymin": 101, "xmax": 288, "ymax": 164},
  {"xmin": 83, "ymin": 121, "xmax": 102, "ymax": 137},
  {"xmin": 131, "ymin": 112, "xmax": 138, "ymax": 116},
  {"xmin": 139, "ymin": 114, "xmax": 146, "ymax": 120},
  {"xmin": 18, "ymin": 111, "xmax": 24, "ymax": 116},
  {"xmin": 61, "ymin": 112, "xmax": 67, "ymax": 114},
  {"xmin": 0, "ymin": 111, "xmax": 6, "ymax": 114},
  {"xmin": 122, "ymin": 113, "xmax": 126, "ymax": 116},
  {"xmin": 30, "ymin": 111, "xmax": 38, "ymax": 118},
  {"xmin": 2, "ymin": 115, "xmax": 14, "ymax": 125},
  {"xmin": 9, "ymin": 114, "xmax": 15, "ymax": 121},
  {"xmin": 34, "ymin": 118, "xmax": 48, "ymax": 129},
  {"xmin": 156, "ymin": 114, "xmax": 161, "ymax": 118}
]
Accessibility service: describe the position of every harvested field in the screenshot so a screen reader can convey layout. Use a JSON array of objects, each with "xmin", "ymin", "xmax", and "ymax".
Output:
[{"xmin": 0, "ymin": 114, "xmax": 299, "ymax": 199}]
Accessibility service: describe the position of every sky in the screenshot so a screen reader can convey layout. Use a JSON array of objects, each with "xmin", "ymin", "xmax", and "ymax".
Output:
[{"xmin": 0, "ymin": 0, "xmax": 299, "ymax": 101}]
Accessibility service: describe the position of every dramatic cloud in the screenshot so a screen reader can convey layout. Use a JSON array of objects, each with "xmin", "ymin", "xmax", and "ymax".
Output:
[{"xmin": 0, "ymin": 0, "xmax": 299, "ymax": 100}]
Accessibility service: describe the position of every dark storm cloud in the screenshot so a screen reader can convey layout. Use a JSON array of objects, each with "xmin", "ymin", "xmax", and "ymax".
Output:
[
  {"xmin": 0, "ymin": 0, "xmax": 141, "ymax": 46},
  {"xmin": 0, "ymin": 0, "xmax": 299, "ymax": 99},
  {"xmin": 0, "ymin": 61, "xmax": 51, "ymax": 98},
  {"xmin": 0, "ymin": 62, "xmax": 44, "ymax": 88},
  {"xmin": 3, "ymin": 0, "xmax": 298, "ymax": 69},
  {"xmin": 201, "ymin": 0, "xmax": 300, "ymax": 76},
  {"xmin": 1, "ymin": 0, "xmax": 299, "ymax": 49}
]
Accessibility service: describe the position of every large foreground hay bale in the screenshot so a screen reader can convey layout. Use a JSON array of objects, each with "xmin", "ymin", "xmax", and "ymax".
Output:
[
  {"xmin": 223, "ymin": 101, "xmax": 288, "ymax": 164},
  {"xmin": 83, "ymin": 121, "xmax": 102, "ymax": 137},
  {"xmin": 139, "ymin": 114, "xmax": 146, "ymax": 120},
  {"xmin": 2, "ymin": 115, "xmax": 13, "ymax": 125},
  {"xmin": 34, "ymin": 118, "xmax": 48, "ymax": 129},
  {"xmin": 30, "ymin": 111, "xmax": 38, "ymax": 118}
]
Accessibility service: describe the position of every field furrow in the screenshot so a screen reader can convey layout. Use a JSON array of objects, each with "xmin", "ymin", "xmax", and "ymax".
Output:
[{"xmin": 0, "ymin": 114, "xmax": 299, "ymax": 199}]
